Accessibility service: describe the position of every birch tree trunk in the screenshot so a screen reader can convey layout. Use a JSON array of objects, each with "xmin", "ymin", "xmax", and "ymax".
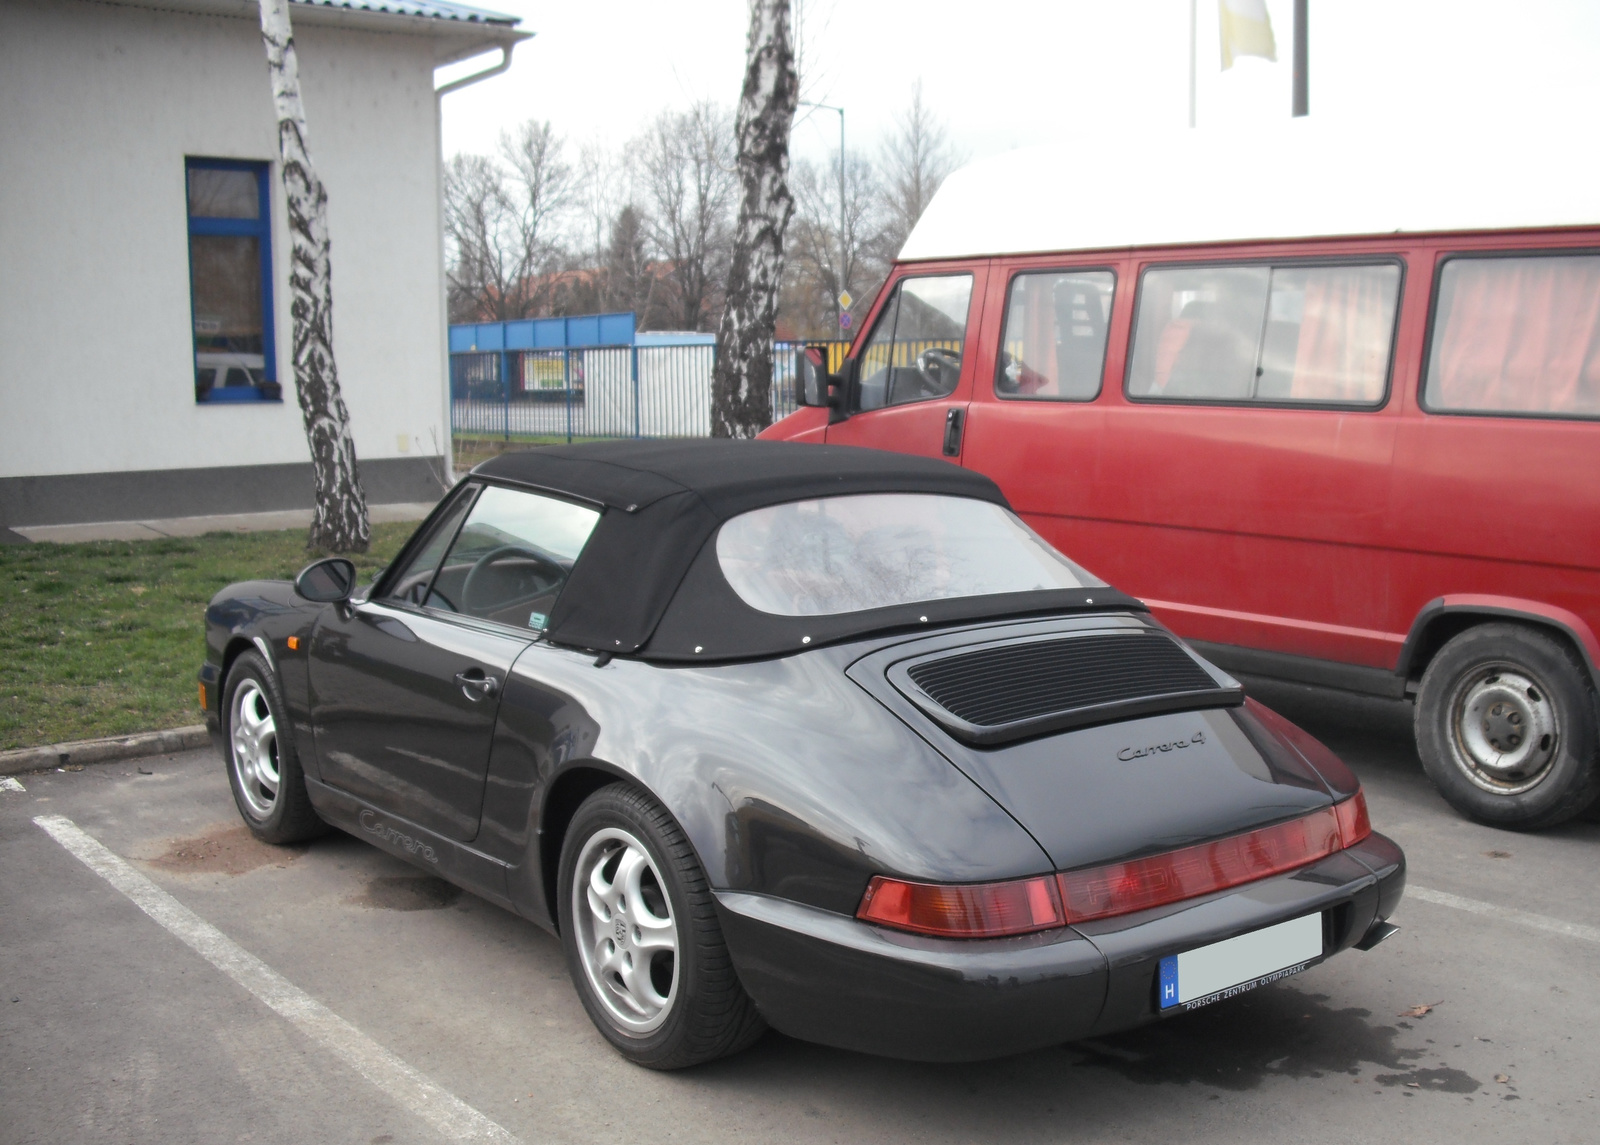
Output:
[
  {"xmin": 259, "ymin": 0, "xmax": 370, "ymax": 553},
  {"xmin": 710, "ymin": 0, "xmax": 799, "ymax": 438}
]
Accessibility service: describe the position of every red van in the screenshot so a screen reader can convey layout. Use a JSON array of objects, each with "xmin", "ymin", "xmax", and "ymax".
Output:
[{"xmin": 767, "ymin": 127, "xmax": 1600, "ymax": 831}]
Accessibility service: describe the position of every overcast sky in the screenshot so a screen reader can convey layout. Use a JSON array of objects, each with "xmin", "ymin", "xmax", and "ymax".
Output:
[{"xmin": 438, "ymin": 0, "xmax": 1600, "ymax": 171}]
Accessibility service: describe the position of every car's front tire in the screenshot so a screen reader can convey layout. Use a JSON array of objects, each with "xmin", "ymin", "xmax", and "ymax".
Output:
[
  {"xmin": 1415, "ymin": 623, "xmax": 1600, "ymax": 830},
  {"xmin": 222, "ymin": 650, "xmax": 326, "ymax": 845},
  {"xmin": 557, "ymin": 783, "xmax": 765, "ymax": 1069}
]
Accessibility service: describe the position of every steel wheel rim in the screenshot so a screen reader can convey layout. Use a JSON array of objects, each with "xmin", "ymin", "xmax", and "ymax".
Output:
[
  {"xmin": 230, "ymin": 681, "xmax": 281, "ymax": 819},
  {"xmin": 1445, "ymin": 663, "xmax": 1559, "ymax": 795},
  {"xmin": 571, "ymin": 826, "xmax": 679, "ymax": 1034}
]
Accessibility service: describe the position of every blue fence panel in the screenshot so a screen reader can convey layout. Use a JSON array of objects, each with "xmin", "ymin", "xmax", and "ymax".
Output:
[{"xmin": 449, "ymin": 339, "xmax": 844, "ymax": 442}]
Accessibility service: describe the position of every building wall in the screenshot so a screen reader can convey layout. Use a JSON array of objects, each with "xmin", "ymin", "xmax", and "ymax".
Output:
[{"xmin": 0, "ymin": 0, "xmax": 450, "ymax": 523}]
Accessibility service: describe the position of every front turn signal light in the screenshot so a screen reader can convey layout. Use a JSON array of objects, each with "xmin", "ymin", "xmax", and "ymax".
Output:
[{"xmin": 857, "ymin": 873, "xmax": 1064, "ymax": 938}]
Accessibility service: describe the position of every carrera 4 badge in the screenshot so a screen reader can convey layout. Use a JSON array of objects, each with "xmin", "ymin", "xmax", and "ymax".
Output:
[{"xmin": 1118, "ymin": 730, "xmax": 1206, "ymax": 762}]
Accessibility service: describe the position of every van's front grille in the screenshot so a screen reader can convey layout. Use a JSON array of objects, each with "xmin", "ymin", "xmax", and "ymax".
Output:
[{"xmin": 899, "ymin": 631, "xmax": 1240, "ymax": 745}]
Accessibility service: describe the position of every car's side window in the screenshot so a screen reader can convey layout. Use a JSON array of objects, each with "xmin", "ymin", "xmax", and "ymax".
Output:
[
  {"xmin": 428, "ymin": 485, "xmax": 601, "ymax": 631},
  {"xmin": 996, "ymin": 270, "xmax": 1115, "ymax": 401},
  {"xmin": 856, "ymin": 274, "xmax": 974, "ymax": 412},
  {"xmin": 380, "ymin": 487, "xmax": 478, "ymax": 609}
]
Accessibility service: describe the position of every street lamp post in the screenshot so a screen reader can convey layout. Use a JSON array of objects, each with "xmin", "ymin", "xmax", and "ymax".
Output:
[{"xmin": 799, "ymin": 100, "xmax": 846, "ymax": 335}]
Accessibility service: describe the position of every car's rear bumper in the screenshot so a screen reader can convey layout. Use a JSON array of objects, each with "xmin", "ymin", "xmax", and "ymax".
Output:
[{"xmin": 714, "ymin": 832, "xmax": 1404, "ymax": 1062}]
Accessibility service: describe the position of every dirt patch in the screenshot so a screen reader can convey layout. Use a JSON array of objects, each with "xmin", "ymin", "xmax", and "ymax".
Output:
[
  {"xmin": 146, "ymin": 823, "xmax": 307, "ymax": 876},
  {"xmin": 348, "ymin": 875, "xmax": 462, "ymax": 911}
]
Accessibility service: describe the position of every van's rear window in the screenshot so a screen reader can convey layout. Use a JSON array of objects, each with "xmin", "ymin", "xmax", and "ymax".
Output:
[
  {"xmin": 1424, "ymin": 253, "xmax": 1600, "ymax": 419},
  {"xmin": 716, "ymin": 494, "xmax": 1103, "ymax": 617},
  {"xmin": 1127, "ymin": 262, "xmax": 1400, "ymax": 406}
]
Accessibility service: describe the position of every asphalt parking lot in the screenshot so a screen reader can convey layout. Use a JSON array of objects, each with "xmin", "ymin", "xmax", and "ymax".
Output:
[{"xmin": 3, "ymin": 681, "xmax": 1598, "ymax": 1145}]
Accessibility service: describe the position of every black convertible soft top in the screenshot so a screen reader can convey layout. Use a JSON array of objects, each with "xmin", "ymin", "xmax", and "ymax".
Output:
[{"xmin": 471, "ymin": 439, "xmax": 1136, "ymax": 661}]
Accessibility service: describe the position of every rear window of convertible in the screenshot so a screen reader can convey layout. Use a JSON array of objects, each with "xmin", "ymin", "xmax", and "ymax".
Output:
[{"xmin": 715, "ymin": 493, "xmax": 1103, "ymax": 617}]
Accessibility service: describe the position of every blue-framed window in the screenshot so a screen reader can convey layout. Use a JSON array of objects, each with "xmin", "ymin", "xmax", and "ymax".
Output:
[{"xmin": 186, "ymin": 158, "xmax": 280, "ymax": 404}]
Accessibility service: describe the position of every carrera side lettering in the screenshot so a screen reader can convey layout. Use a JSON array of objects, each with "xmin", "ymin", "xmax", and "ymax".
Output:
[
  {"xmin": 1118, "ymin": 731, "xmax": 1206, "ymax": 762},
  {"xmin": 358, "ymin": 809, "xmax": 439, "ymax": 865}
]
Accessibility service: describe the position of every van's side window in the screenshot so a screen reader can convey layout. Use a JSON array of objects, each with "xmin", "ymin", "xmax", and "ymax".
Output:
[
  {"xmin": 856, "ymin": 275, "xmax": 974, "ymax": 412},
  {"xmin": 1127, "ymin": 263, "xmax": 1401, "ymax": 406},
  {"xmin": 1424, "ymin": 253, "xmax": 1600, "ymax": 418},
  {"xmin": 995, "ymin": 271, "xmax": 1114, "ymax": 401}
]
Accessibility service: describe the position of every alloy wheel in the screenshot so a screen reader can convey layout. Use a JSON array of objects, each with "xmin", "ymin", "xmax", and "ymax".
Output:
[
  {"xmin": 571, "ymin": 826, "xmax": 680, "ymax": 1034},
  {"xmin": 231, "ymin": 680, "xmax": 281, "ymax": 819}
]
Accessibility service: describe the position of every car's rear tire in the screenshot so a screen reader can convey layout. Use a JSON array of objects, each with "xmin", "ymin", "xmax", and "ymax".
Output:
[
  {"xmin": 1414, "ymin": 624, "xmax": 1600, "ymax": 830},
  {"xmin": 222, "ymin": 650, "xmax": 326, "ymax": 845},
  {"xmin": 557, "ymin": 783, "xmax": 765, "ymax": 1069}
]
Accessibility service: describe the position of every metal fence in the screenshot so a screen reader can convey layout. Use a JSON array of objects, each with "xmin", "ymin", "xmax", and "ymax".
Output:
[{"xmin": 450, "ymin": 341, "xmax": 850, "ymax": 441}]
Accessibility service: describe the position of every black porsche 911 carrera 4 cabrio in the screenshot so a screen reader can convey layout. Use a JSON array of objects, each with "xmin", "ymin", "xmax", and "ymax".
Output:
[{"xmin": 199, "ymin": 439, "xmax": 1404, "ymax": 1069}]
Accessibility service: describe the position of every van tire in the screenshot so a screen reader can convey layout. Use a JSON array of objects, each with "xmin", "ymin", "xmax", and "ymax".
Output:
[{"xmin": 1414, "ymin": 623, "xmax": 1600, "ymax": 830}]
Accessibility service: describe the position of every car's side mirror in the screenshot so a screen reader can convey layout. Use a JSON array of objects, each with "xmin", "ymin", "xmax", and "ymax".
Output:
[
  {"xmin": 294, "ymin": 557, "xmax": 357, "ymax": 603},
  {"xmin": 795, "ymin": 346, "xmax": 834, "ymax": 408}
]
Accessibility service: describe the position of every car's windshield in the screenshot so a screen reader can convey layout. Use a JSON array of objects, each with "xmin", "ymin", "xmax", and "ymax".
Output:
[{"xmin": 716, "ymin": 493, "xmax": 1104, "ymax": 617}]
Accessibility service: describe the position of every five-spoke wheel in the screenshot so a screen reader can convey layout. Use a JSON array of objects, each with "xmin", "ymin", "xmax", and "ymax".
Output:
[
  {"xmin": 231, "ymin": 678, "xmax": 282, "ymax": 819},
  {"xmin": 221, "ymin": 650, "xmax": 325, "ymax": 844},
  {"xmin": 557, "ymin": 783, "xmax": 765, "ymax": 1068},
  {"xmin": 571, "ymin": 827, "xmax": 679, "ymax": 1033}
]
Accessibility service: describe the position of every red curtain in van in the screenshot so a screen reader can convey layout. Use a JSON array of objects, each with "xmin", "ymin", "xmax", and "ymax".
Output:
[
  {"xmin": 1290, "ymin": 267, "xmax": 1395, "ymax": 403},
  {"xmin": 1015, "ymin": 278, "xmax": 1058, "ymax": 395},
  {"xmin": 1429, "ymin": 256, "xmax": 1600, "ymax": 416}
]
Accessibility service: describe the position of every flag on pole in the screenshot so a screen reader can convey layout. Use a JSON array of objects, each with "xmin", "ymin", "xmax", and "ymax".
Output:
[{"xmin": 1219, "ymin": 0, "xmax": 1277, "ymax": 69}]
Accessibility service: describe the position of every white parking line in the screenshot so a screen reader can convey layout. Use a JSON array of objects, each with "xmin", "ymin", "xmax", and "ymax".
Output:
[
  {"xmin": 0, "ymin": 777, "xmax": 25, "ymax": 793},
  {"xmin": 1408, "ymin": 884, "xmax": 1600, "ymax": 945},
  {"xmin": 33, "ymin": 815, "xmax": 523, "ymax": 1145}
]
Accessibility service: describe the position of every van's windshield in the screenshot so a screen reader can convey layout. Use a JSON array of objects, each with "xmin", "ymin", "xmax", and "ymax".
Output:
[{"xmin": 715, "ymin": 493, "xmax": 1103, "ymax": 617}]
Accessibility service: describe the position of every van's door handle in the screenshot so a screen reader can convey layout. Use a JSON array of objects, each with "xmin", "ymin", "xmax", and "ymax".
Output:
[
  {"xmin": 453, "ymin": 669, "xmax": 499, "ymax": 700},
  {"xmin": 943, "ymin": 407, "xmax": 965, "ymax": 457}
]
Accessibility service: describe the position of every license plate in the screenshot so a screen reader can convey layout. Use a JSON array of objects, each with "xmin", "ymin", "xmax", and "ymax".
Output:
[{"xmin": 1158, "ymin": 913, "xmax": 1323, "ymax": 1012}]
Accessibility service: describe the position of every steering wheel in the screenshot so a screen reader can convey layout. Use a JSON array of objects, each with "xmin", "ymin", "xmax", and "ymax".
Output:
[
  {"xmin": 915, "ymin": 346, "xmax": 962, "ymax": 393},
  {"xmin": 461, "ymin": 545, "xmax": 563, "ymax": 615}
]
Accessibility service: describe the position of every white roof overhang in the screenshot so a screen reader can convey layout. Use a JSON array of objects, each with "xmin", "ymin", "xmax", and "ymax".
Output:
[{"xmin": 94, "ymin": 0, "xmax": 529, "ymax": 66}]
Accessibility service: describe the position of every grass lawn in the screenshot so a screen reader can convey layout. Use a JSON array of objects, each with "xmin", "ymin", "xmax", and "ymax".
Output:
[
  {"xmin": 0, "ymin": 523, "xmax": 414, "ymax": 751},
  {"xmin": 452, "ymin": 432, "xmax": 604, "ymax": 472}
]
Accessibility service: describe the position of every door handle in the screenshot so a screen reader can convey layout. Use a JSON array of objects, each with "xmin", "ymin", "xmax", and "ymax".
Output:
[
  {"xmin": 943, "ymin": 407, "xmax": 965, "ymax": 457},
  {"xmin": 453, "ymin": 669, "xmax": 500, "ymax": 700}
]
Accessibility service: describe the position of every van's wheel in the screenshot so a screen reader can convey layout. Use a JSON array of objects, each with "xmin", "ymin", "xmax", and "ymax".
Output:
[
  {"xmin": 557, "ymin": 783, "xmax": 765, "ymax": 1069},
  {"xmin": 222, "ymin": 651, "xmax": 326, "ymax": 845},
  {"xmin": 1414, "ymin": 624, "xmax": 1600, "ymax": 830}
]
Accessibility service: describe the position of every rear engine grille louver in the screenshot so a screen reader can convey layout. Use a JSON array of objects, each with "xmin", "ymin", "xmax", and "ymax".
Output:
[{"xmin": 899, "ymin": 631, "xmax": 1241, "ymax": 746}]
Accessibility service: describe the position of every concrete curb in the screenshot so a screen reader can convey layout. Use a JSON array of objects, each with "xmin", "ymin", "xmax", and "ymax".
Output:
[{"xmin": 0, "ymin": 725, "xmax": 211, "ymax": 775}]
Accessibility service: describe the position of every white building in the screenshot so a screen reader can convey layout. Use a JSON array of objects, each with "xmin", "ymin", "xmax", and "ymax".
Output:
[{"xmin": 0, "ymin": 0, "xmax": 527, "ymax": 534}]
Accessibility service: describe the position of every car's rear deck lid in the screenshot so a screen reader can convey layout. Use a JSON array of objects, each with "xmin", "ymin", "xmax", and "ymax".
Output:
[{"xmin": 889, "ymin": 628, "xmax": 1242, "ymax": 746}]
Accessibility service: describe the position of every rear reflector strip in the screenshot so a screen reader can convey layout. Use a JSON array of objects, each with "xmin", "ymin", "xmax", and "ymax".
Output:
[
  {"xmin": 857, "ymin": 794, "xmax": 1372, "ymax": 937},
  {"xmin": 1058, "ymin": 806, "xmax": 1345, "ymax": 923}
]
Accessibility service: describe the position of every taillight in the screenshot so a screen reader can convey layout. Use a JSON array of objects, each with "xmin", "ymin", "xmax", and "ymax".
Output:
[
  {"xmin": 857, "ymin": 873, "xmax": 1064, "ymax": 938},
  {"xmin": 1334, "ymin": 789, "xmax": 1371, "ymax": 848},
  {"xmin": 858, "ymin": 792, "xmax": 1374, "ymax": 937}
]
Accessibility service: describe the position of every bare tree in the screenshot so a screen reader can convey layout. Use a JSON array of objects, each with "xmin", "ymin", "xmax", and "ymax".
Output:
[
  {"xmin": 636, "ymin": 102, "xmax": 736, "ymax": 332},
  {"xmin": 711, "ymin": 0, "xmax": 799, "ymax": 438},
  {"xmin": 442, "ymin": 120, "xmax": 576, "ymax": 323},
  {"xmin": 877, "ymin": 80, "xmax": 960, "ymax": 259},
  {"xmin": 788, "ymin": 150, "xmax": 885, "ymax": 338},
  {"xmin": 257, "ymin": 0, "xmax": 368, "ymax": 553}
]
